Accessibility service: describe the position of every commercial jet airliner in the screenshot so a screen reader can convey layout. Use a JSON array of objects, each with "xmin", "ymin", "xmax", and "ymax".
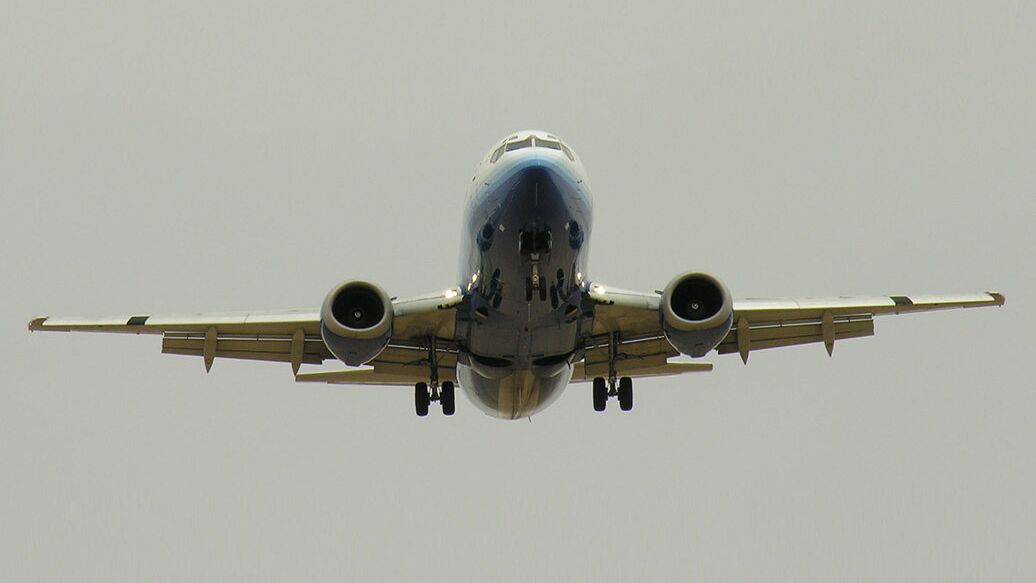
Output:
[{"xmin": 29, "ymin": 130, "xmax": 1005, "ymax": 419}]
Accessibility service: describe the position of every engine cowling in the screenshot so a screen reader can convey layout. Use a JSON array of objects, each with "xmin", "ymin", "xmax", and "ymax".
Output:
[
  {"xmin": 320, "ymin": 280, "xmax": 393, "ymax": 366},
  {"xmin": 660, "ymin": 272, "xmax": 733, "ymax": 357}
]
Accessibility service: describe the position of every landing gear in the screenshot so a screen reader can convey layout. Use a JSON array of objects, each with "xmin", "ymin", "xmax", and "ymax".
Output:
[
  {"xmin": 415, "ymin": 382, "xmax": 430, "ymax": 417},
  {"xmin": 590, "ymin": 376, "xmax": 634, "ymax": 413},
  {"xmin": 592, "ymin": 377, "xmax": 607, "ymax": 412},
  {"xmin": 414, "ymin": 380, "xmax": 456, "ymax": 417},
  {"xmin": 590, "ymin": 331, "xmax": 635, "ymax": 413},
  {"xmin": 415, "ymin": 337, "xmax": 458, "ymax": 417},
  {"xmin": 441, "ymin": 381, "xmax": 456, "ymax": 416},
  {"xmin": 618, "ymin": 376, "xmax": 633, "ymax": 411}
]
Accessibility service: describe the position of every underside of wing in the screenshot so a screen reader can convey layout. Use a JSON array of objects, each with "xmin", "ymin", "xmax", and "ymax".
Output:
[
  {"xmin": 584, "ymin": 284, "xmax": 1005, "ymax": 372},
  {"xmin": 726, "ymin": 291, "xmax": 1005, "ymax": 362},
  {"xmin": 28, "ymin": 287, "xmax": 465, "ymax": 378},
  {"xmin": 295, "ymin": 345, "xmax": 458, "ymax": 385}
]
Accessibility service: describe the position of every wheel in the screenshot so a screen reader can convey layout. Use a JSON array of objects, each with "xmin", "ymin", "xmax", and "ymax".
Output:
[
  {"xmin": 592, "ymin": 377, "xmax": 607, "ymax": 412},
  {"xmin": 441, "ymin": 381, "xmax": 456, "ymax": 416},
  {"xmin": 618, "ymin": 376, "xmax": 633, "ymax": 411},
  {"xmin": 415, "ymin": 382, "xmax": 430, "ymax": 417},
  {"xmin": 525, "ymin": 278, "xmax": 533, "ymax": 302}
]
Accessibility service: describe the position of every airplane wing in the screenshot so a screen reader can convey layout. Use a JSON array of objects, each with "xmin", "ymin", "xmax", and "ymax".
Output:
[
  {"xmin": 28, "ymin": 288, "xmax": 464, "ymax": 383},
  {"xmin": 584, "ymin": 285, "xmax": 1005, "ymax": 377}
]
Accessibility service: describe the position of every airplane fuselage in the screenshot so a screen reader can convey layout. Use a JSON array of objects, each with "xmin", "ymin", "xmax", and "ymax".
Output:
[{"xmin": 454, "ymin": 131, "xmax": 594, "ymax": 419}]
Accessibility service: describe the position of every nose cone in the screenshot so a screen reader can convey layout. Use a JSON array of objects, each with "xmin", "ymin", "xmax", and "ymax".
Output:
[
  {"xmin": 504, "ymin": 158, "xmax": 577, "ymax": 204},
  {"xmin": 514, "ymin": 163, "xmax": 561, "ymax": 191}
]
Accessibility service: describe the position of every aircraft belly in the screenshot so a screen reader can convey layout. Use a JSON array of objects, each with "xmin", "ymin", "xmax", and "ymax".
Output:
[{"xmin": 457, "ymin": 363, "xmax": 572, "ymax": 419}]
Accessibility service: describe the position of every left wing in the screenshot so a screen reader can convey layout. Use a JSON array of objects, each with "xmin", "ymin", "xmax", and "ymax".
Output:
[
  {"xmin": 28, "ymin": 288, "xmax": 464, "ymax": 382},
  {"xmin": 586, "ymin": 285, "xmax": 1005, "ymax": 374}
]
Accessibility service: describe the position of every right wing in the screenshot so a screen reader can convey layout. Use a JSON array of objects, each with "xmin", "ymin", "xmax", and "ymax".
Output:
[
  {"xmin": 716, "ymin": 292, "xmax": 1005, "ymax": 362},
  {"xmin": 585, "ymin": 285, "xmax": 1005, "ymax": 374}
]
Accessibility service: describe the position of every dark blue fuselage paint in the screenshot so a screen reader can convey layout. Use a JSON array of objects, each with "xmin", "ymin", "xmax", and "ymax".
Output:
[{"xmin": 453, "ymin": 140, "xmax": 594, "ymax": 419}]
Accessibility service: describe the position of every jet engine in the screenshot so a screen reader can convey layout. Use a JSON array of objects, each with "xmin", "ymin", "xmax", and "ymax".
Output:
[
  {"xmin": 660, "ymin": 272, "xmax": 733, "ymax": 358},
  {"xmin": 320, "ymin": 280, "xmax": 393, "ymax": 366}
]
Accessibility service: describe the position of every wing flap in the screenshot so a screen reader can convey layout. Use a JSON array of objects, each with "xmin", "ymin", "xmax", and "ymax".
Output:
[
  {"xmin": 295, "ymin": 363, "xmax": 457, "ymax": 386},
  {"xmin": 716, "ymin": 317, "xmax": 874, "ymax": 355},
  {"xmin": 294, "ymin": 369, "xmax": 419, "ymax": 386},
  {"xmin": 161, "ymin": 334, "xmax": 329, "ymax": 365},
  {"xmin": 572, "ymin": 360, "xmax": 712, "ymax": 382},
  {"xmin": 580, "ymin": 336, "xmax": 677, "ymax": 378}
]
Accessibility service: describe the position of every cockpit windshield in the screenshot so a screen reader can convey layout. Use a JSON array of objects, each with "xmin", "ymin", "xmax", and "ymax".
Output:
[
  {"xmin": 490, "ymin": 135, "xmax": 577, "ymax": 163},
  {"xmin": 505, "ymin": 137, "xmax": 534, "ymax": 151}
]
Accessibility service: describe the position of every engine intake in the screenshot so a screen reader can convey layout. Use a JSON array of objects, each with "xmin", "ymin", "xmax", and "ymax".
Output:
[
  {"xmin": 320, "ymin": 280, "xmax": 393, "ymax": 366},
  {"xmin": 660, "ymin": 272, "xmax": 733, "ymax": 357}
]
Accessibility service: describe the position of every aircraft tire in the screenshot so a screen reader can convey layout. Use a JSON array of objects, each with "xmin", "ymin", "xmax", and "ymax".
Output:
[
  {"xmin": 415, "ymin": 382, "xmax": 430, "ymax": 417},
  {"xmin": 592, "ymin": 377, "xmax": 607, "ymax": 412},
  {"xmin": 441, "ymin": 381, "xmax": 456, "ymax": 416},
  {"xmin": 618, "ymin": 376, "xmax": 633, "ymax": 411}
]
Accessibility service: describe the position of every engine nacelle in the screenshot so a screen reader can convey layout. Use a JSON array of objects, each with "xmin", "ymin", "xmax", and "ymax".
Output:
[
  {"xmin": 660, "ymin": 272, "xmax": 734, "ymax": 358},
  {"xmin": 320, "ymin": 280, "xmax": 393, "ymax": 366}
]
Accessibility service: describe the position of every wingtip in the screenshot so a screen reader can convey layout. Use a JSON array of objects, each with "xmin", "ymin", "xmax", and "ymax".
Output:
[
  {"xmin": 28, "ymin": 317, "xmax": 48, "ymax": 332},
  {"xmin": 987, "ymin": 291, "xmax": 1006, "ymax": 306}
]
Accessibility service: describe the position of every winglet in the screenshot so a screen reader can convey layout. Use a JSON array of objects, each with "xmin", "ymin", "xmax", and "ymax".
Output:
[
  {"xmin": 987, "ymin": 291, "xmax": 1006, "ymax": 306},
  {"xmin": 28, "ymin": 317, "xmax": 48, "ymax": 332}
]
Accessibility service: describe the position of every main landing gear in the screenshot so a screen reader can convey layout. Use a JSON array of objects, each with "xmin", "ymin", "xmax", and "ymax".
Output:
[
  {"xmin": 592, "ymin": 331, "xmax": 633, "ymax": 412},
  {"xmin": 415, "ymin": 381, "xmax": 455, "ymax": 417},
  {"xmin": 592, "ymin": 376, "xmax": 633, "ymax": 412},
  {"xmin": 414, "ymin": 336, "xmax": 456, "ymax": 417}
]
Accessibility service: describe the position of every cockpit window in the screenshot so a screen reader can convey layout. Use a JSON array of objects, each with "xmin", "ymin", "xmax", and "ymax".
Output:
[
  {"xmin": 560, "ymin": 143, "xmax": 576, "ymax": 161},
  {"xmin": 496, "ymin": 136, "xmax": 575, "ymax": 160},
  {"xmin": 490, "ymin": 145, "xmax": 505, "ymax": 163},
  {"xmin": 505, "ymin": 137, "xmax": 534, "ymax": 151}
]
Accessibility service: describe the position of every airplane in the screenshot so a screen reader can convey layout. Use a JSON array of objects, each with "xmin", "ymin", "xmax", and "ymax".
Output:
[{"xmin": 28, "ymin": 130, "xmax": 1006, "ymax": 420}]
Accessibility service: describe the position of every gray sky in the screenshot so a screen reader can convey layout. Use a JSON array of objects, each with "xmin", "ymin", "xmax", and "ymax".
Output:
[{"xmin": 2, "ymin": 2, "xmax": 1033, "ymax": 580}]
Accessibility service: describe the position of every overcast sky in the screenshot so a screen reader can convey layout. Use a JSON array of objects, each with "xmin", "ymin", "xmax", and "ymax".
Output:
[{"xmin": 2, "ymin": 2, "xmax": 1034, "ymax": 581}]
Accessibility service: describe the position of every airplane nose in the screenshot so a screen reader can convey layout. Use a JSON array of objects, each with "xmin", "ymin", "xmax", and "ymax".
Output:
[{"xmin": 509, "ymin": 164, "xmax": 564, "ymax": 205}]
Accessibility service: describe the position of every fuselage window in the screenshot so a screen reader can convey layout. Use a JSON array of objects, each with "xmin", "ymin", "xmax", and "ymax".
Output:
[
  {"xmin": 490, "ymin": 145, "xmax": 505, "ymax": 163},
  {"xmin": 505, "ymin": 137, "xmax": 534, "ymax": 151},
  {"xmin": 536, "ymin": 139, "xmax": 562, "ymax": 150}
]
